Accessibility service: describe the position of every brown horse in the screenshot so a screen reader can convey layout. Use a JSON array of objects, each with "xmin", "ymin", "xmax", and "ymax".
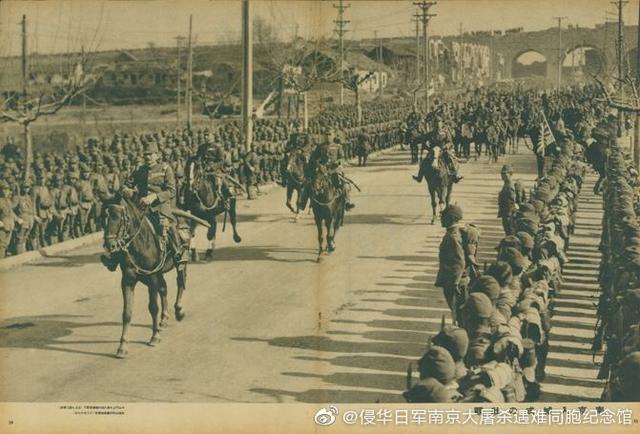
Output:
[
  {"xmin": 103, "ymin": 196, "xmax": 188, "ymax": 359},
  {"xmin": 184, "ymin": 168, "xmax": 242, "ymax": 260},
  {"xmin": 414, "ymin": 146, "xmax": 453, "ymax": 224},
  {"xmin": 310, "ymin": 167, "xmax": 346, "ymax": 262}
]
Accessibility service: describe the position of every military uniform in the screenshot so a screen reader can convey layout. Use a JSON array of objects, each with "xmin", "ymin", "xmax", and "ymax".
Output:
[
  {"xmin": 14, "ymin": 181, "xmax": 36, "ymax": 253},
  {"xmin": 0, "ymin": 182, "xmax": 17, "ymax": 257},
  {"xmin": 298, "ymin": 129, "xmax": 355, "ymax": 211},
  {"xmin": 32, "ymin": 173, "xmax": 54, "ymax": 247}
]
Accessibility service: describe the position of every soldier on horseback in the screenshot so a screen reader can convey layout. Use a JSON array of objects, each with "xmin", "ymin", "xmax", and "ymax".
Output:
[
  {"xmin": 432, "ymin": 115, "xmax": 463, "ymax": 183},
  {"xmin": 298, "ymin": 127, "xmax": 355, "ymax": 212},
  {"xmin": 100, "ymin": 141, "xmax": 188, "ymax": 271},
  {"xmin": 186, "ymin": 140, "xmax": 235, "ymax": 211}
]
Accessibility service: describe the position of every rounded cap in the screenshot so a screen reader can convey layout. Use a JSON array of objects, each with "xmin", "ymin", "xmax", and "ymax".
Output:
[
  {"xmin": 470, "ymin": 275, "xmax": 501, "ymax": 301},
  {"xmin": 417, "ymin": 345, "xmax": 457, "ymax": 384},
  {"xmin": 442, "ymin": 204, "xmax": 463, "ymax": 221},
  {"xmin": 464, "ymin": 292, "xmax": 494, "ymax": 319},
  {"xmin": 431, "ymin": 326, "xmax": 469, "ymax": 361}
]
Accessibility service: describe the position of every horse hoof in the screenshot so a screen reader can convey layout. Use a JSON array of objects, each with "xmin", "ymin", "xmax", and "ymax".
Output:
[
  {"xmin": 115, "ymin": 348, "xmax": 128, "ymax": 359},
  {"xmin": 204, "ymin": 249, "xmax": 214, "ymax": 260},
  {"xmin": 190, "ymin": 249, "xmax": 198, "ymax": 262},
  {"xmin": 316, "ymin": 255, "xmax": 323, "ymax": 263},
  {"xmin": 159, "ymin": 319, "xmax": 169, "ymax": 329},
  {"xmin": 148, "ymin": 336, "xmax": 161, "ymax": 347},
  {"xmin": 175, "ymin": 307, "xmax": 186, "ymax": 322},
  {"xmin": 233, "ymin": 234, "xmax": 242, "ymax": 243}
]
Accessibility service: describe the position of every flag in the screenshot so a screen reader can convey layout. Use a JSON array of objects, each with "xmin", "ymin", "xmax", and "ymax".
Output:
[{"xmin": 536, "ymin": 111, "xmax": 556, "ymax": 156}]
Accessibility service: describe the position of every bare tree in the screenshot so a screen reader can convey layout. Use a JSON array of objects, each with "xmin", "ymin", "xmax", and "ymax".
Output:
[
  {"xmin": 0, "ymin": 53, "xmax": 101, "ymax": 180},
  {"xmin": 334, "ymin": 66, "xmax": 375, "ymax": 126}
]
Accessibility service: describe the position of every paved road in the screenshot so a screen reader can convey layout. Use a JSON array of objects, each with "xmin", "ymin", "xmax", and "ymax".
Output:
[{"xmin": 0, "ymin": 147, "xmax": 603, "ymax": 403}]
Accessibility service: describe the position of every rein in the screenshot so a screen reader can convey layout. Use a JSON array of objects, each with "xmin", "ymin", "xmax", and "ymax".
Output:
[{"xmin": 105, "ymin": 202, "xmax": 168, "ymax": 276}]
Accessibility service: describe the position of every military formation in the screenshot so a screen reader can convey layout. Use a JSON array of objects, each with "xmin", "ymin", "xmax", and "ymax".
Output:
[
  {"xmin": 403, "ymin": 84, "xmax": 622, "ymax": 403},
  {"xmin": 0, "ymin": 100, "xmax": 406, "ymax": 259},
  {"xmin": 594, "ymin": 118, "xmax": 640, "ymax": 402}
]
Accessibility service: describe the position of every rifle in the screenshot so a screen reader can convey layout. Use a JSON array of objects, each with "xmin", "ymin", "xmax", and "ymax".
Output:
[{"xmin": 339, "ymin": 174, "xmax": 362, "ymax": 192}]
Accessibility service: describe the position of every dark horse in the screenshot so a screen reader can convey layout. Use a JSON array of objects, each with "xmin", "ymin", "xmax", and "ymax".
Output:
[
  {"xmin": 310, "ymin": 167, "xmax": 346, "ymax": 262},
  {"xmin": 184, "ymin": 168, "xmax": 242, "ymax": 260},
  {"xmin": 284, "ymin": 152, "xmax": 307, "ymax": 219},
  {"xmin": 414, "ymin": 146, "xmax": 453, "ymax": 224},
  {"xmin": 584, "ymin": 138, "xmax": 607, "ymax": 194},
  {"xmin": 103, "ymin": 196, "xmax": 189, "ymax": 358}
]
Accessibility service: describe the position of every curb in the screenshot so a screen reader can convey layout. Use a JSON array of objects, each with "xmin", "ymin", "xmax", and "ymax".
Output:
[
  {"xmin": 0, "ymin": 144, "xmax": 404, "ymax": 271},
  {"xmin": 0, "ymin": 232, "xmax": 103, "ymax": 272}
]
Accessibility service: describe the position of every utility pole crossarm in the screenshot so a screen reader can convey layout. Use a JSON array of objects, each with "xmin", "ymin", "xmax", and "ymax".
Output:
[
  {"xmin": 414, "ymin": 1, "xmax": 437, "ymax": 112},
  {"xmin": 333, "ymin": 1, "xmax": 350, "ymax": 106}
]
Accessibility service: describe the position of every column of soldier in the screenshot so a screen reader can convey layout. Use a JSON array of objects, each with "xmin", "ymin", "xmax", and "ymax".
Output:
[
  {"xmin": 404, "ymin": 100, "xmax": 591, "ymax": 404},
  {"xmin": 0, "ymin": 99, "xmax": 409, "ymax": 259},
  {"xmin": 592, "ymin": 123, "xmax": 640, "ymax": 402}
]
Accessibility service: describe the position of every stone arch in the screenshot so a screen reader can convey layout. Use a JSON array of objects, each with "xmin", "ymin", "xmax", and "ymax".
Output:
[
  {"xmin": 511, "ymin": 49, "xmax": 548, "ymax": 79},
  {"xmin": 561, "ymin": 44, "xmax": 606, "ymax": 79}
]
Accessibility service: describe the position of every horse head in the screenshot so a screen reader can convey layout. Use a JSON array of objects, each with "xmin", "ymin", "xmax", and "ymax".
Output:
[
  {"xmin": 311, "ymin": 165, "xmax": 336, "ymax": 204},
  {"xmin": 103, "ymin": 194, "xmax": 135, "ymax": 253},
  {"xmin": 430, "ymin": 146, "xmax": 442, "ymax": 170},
  {"xmin": 192, "ymin": 169, "xmax": 220, "ymax": 209}
]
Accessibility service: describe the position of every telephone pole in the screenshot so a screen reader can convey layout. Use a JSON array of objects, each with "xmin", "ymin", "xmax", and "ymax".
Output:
[
  {"xmin": 553, "ymin": 16, "xmax": 567, "ymax": 89},
  {"xmin": 174, "ymin": 36, "xmax": 186, "ymax": 126},
  {"xmin": 375, "ymin": 31, "xmax": 383, "ymax": 98},
  {"xmin": 333, "ymin": 0, "xmax": 350, "ymax": 105},
  {"xmin": 635, "ymin": 0, "xmax": 640, "ymax": 169},
  {"xmin": 612, "ymin": 0, "xmax": 628, "ymax": 136},
  {"xmin": 21, "ymin": 15, "xmax": 27, "ymax": 99},
  {"xmin": 413, "ymin": 12, "xmax": 421, "ymax": 83},
  {"xmin": 459, "ymin": 23, "xmax": 464, "ymax": 82},
  {"xmin": 186, "ymin": 15, "xmax": 193, "ymax": 132},
  {"xmin": 241, "ymin": 0, "xmax": 253, "ymax": 148},
  {"xmin": 414, "ymin": 1, "xmax": 437, "ymax": 112}
]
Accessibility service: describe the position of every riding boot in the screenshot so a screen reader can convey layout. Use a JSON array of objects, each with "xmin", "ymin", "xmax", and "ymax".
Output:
[
  {"xmin": 297, "ymin": 183, "xmax": 310, "ymax": 211},
  {"xmin": 344, "ymin": 187, "xmax": 355, "ymax": 211},
  {"xmin": 167, "ymin": 224, "xmax": 188, "ymax": 266}
]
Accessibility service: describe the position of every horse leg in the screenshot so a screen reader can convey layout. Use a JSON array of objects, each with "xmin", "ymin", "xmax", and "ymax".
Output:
[
  {"xmin": 228, "ymin": 198, "xmax": 242, "ymax": 243},
  {"xmin": 327, "ymin": 218, "xmax": 335, "ymax": 253},
  {"xmin": 116, "ymin": 276, "xmax": 136, "ymax": 358},
  {"xmin": 189, "ymin": 221, "xmax": 198, "ymax": 262},
  {"xmin": 286, "ymin": 185, "xmax": 296, "ymax": 213},
  {"xmin": 147, "ymin": 278, "xmax": 162, "ymax": 346},
  {"xmin": 175, "ymin": 265, "xmax": 187, "ymax": 321},
  {"xmin": 314, "ymin": 212, "xmax": 324, "ymax": 261},
  {"xmin": 159, "ymin": 278, "xmax": 170, "ymax": 329},
  {"xmin": 428, "ymin": 186, "xmax": 437, "ymax": 225},
  {"xmin": 205, "ymin": 219, "xmax": 217, "ymax": 260}
]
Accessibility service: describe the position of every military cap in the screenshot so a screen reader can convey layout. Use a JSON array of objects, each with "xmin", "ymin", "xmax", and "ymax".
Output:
[
  {"xmin": 496, "ymin": 235, "xmax": 521, "ymax": 251},
  {"xmin": 403, "ymin": 378, "xmax": 458, "ymax": 403},
  {"xmin": 417, "ymin": 345, "xmax": 457, "ymax": 384},
  {"xmin": 500, "ymin": 164, "xmax": 513, "ymax": 174},
  {"xmin": 515, "ymin": 232, "xmax": 534, "ymax": 251},
  {"xmin": 431, "ymin": 326, "xmax": 469, "ymax": 362},
  {"xmin": 143, "ymin": 141, "xmax": 159, "ymax": 154},
  {"xmin": 69, "ymin": 171, "xmax": 80, "ymax": 180},
  {"xmin": 442, "ymin": 204, "xmax": 463, "ymax": 221},
  {"xmin": 499, "ymin": 246, "xmax": 528, "ymax": 273},
  {"xmin": 486, "ymin": 261, "xmax": 513, "ymax": 287},
  {"xmin": 464, "ymin": 293, "xmax": 494, "ymax": 319},
  {"xmin": 470, "ymin": 275, "xmax": 501, "ymax": 302}
]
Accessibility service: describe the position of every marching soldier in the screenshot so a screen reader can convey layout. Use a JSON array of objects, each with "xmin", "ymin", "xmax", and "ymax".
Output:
[
  {"xmin": 77, "ymin": 164, "xmax": 96, "ymax": 235},
  {"xmin": 498, "ymin": 164, "xmax": 518, "ymax": 236},
  {"xmin": 0, "ymin": 181, "xmax": 18, "ymax": 257},
  {"xmin": 13, "ymin": 179, "xmax": 36, "ymax": 253},
  {"xmin": 32, "ymin": 171, "xmax": 54, "ymax": 247},
  {"xmin": 435, "ymin": 204, "xmax": 468, "ymax": 325}
]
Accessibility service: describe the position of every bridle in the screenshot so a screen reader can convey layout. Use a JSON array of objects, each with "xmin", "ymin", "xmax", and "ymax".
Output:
[
  {"xmin": 192, "ymin": 170, "xmax": 221, "ymax": 211},
  {"xmin": 104, "ymin": 202, "xmax": 168, "ymax": 275}
]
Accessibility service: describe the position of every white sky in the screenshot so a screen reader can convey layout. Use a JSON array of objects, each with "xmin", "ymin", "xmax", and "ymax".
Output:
[{"xmin": 0, "ymin": 0, "xmax": 636, "ymax": 56}]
